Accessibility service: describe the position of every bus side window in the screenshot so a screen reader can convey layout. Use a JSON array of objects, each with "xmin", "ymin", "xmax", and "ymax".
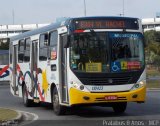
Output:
[
  {"xmin": 49, "ymin": 31, "xmax": 58, "ymax": 60},
  {"xmin": 24, "ymin": 38, "xmax": 31, "ymax": 62},
  {"xmin": 10, "ymin": 43, "xmax": 13, "ymax": 64},
  {"xmin": 39, "ymin": 33, "xmax": 48, "ymax": 61},
  {"xmin": 18, "ymin": 39, "xmax": 25, "ymax": 63}
]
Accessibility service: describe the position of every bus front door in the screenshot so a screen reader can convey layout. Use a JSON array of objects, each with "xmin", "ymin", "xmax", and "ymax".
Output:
[
  {"xmin": 30, "ymin": 40, "xmax": 38, "ymax": 99},
  {"xmin": 59, "ymin": 34, "xmax": 69, "ymax": 104},
  {"xmin": 12, "ymin": 45, "xmax": 18, "ymax": 96}
]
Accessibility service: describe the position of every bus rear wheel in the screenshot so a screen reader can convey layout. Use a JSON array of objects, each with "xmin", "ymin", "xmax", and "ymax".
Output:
[
  {"xmin": 52, "ymin": 88, "xmax": 66, "ymax": 115},
  {"xmin": 22, "ymin": 85, "xmax": 33, "ymax": 107},
  {"xmin": 112, "ymin": 102, "xmax": 127, "ymax": 114}
]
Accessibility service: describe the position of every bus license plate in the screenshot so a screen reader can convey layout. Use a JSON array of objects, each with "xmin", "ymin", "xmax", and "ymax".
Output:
[{"xmin": 105, "ymin": 96, "xmax": 118, "ymax": 100}]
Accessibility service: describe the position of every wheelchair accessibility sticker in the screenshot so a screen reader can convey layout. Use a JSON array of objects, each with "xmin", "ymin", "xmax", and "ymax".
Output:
[
  {"xmin": 111, "ymin": 62, "xmax": 121, "ymax": 72},
  {"xmin": 111, "ymin": 61, "xmax": 141, "ymax": 72}
]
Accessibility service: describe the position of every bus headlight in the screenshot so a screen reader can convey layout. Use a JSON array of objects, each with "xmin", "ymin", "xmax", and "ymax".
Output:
[{"xmin": 130, "ymin": 80, "xmax": 146, "ymax": 91}]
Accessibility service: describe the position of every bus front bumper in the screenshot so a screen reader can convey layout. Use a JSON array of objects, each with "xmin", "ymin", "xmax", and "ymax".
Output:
[{"xmin": 69, "ymin": 86, "xmax": 146, "ymax": 106}]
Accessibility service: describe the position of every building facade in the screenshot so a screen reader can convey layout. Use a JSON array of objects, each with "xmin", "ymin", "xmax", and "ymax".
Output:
[
  {"xmin": 0, "ymin": 23, "xmax": 49, "ymax": 44},
  {"xmin": 142, "ymin": 18, "xmax": 160, "ymax": 32}
]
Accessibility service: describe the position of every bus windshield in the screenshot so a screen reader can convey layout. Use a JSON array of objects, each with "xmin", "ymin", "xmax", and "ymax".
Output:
[{"xmin": 70, "ymin": 32, "xmax": 144, "ymax": 73}]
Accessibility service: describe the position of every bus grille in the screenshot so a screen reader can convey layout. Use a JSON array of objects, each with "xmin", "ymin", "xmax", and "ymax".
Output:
[{"xmin": 80, "ymin": 76, "xmax": 132, "ymax": 85}]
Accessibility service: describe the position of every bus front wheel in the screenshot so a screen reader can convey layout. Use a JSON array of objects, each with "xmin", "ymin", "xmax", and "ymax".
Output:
[
  {"xmin": 112, "ymin": 102, "xmax": 127, "ymax": 114},
  {"xmin": 52, "ymin": 88, "xmax": 66, "ymax": 115}
]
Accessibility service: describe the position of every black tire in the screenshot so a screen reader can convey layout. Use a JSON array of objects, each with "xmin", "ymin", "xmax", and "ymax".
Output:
[
  {"xmin": 22, "ymin": 85, "xmax": 33, "ymax": 107},
  {"xmin": 52, "ymin": 88, "xmax": 66, "ymax": 115},
  {"xmin": 112, "ymin": 102, "xmax": 127, "ymax": 114}
]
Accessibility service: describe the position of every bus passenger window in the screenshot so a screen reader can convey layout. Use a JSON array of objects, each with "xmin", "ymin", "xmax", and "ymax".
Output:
[
  {"xmin": 24, "ymin": 38, "xmax": 31, "ymax": 62},
  {"xmin": 49, "ymin": 31, "xmax": 58, "ymax": 60},
  {"xmin": 18, "ymin": 39, "xmax": 25, "ymax": 63},
  {"xmin": 39, "ymin": 33, "xmax": 48, "ymax": 61},
  {"xmin": 49, "ymin": 31, "xmax": 58, "ymax": 46},
  {"xmin": 0, "ymin": 53, "xmax": 9, "ymax": 65},
  {"xmin": 10, "ymin": 43, "xmax": 13, "ymax": 64}
]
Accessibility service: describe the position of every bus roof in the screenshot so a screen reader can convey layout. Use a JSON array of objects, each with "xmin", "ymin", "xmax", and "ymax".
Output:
[
  {"xmin": 72, "ymin": 16, "xmax": 138, "ymax": 20},
  {"xmin": 10, "ymin": 16, "xmax": 139, "ymax": 42}
]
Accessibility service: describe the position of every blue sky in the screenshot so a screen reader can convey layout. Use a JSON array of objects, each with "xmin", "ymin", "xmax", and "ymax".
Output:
[{"xmin": 0, "ymin": 0, "xmax": 160, "ymax": 25}]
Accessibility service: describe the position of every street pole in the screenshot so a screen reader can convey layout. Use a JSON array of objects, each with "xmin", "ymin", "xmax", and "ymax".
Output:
[
  {"xmin": 12, "ymin": 9, "xmax": 15, "ymax": 25},
  {"xmin": 84, "ymin": 0, "xmax": 86, "ymax": 16},
  {"xmin": 122, "ymin": 0, "xmax": 125, "ymax": 16}
]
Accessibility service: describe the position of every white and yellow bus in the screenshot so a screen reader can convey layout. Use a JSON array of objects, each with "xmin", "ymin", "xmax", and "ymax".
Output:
[{"xmin": 9, "ymin": 16, "xmax": 146, "ymax": 115}]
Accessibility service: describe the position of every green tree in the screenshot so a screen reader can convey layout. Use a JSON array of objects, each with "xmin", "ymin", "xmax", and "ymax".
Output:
[
  {"xmin": 144, "ymin": 30, "xmax": 156, "ymax": 45},
  {"xmin": 144, "ymin": 30, "xmax": 160, "ymax": 71}
]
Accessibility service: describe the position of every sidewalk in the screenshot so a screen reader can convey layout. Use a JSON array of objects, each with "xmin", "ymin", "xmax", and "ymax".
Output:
[{"xmin": 0, "ymin": 108, "xmax": 22, "ymax": 125}]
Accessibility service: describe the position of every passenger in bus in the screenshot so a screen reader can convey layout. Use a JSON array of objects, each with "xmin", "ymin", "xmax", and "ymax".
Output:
[
  {"xmin": 118, "ymin": 45, "xmax": 125, "ymax": 58},
  {"xmin": 124, "ymin": 45, "xmax": 131, "ymax": 58}
]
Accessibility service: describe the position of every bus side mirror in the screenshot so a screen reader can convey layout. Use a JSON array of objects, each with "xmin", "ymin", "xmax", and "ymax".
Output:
[{"xmin": 63, "ymin": 35, "xmax": 70, "ymax": 48}]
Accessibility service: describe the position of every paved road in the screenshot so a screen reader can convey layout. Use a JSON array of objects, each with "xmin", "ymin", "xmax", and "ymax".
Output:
[{"xmin": 0, "ymin": 85, "xmax": 160, "ymax": 126}]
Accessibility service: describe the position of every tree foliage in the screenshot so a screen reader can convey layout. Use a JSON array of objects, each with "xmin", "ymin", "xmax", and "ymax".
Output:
[{"xmin": 145, "ymin": 30, "xmax": 160, "ymax": 69}]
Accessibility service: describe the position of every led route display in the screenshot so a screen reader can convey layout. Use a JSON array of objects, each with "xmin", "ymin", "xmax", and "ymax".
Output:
[{"xmin": 74, "ymin": 18, "xmax": 139, "ymax": 30}]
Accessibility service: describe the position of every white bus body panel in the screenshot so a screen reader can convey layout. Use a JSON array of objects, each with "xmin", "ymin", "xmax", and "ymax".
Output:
[{"xmin": 0, "ymin": 65, "xmax": 10, "ymax": 81}]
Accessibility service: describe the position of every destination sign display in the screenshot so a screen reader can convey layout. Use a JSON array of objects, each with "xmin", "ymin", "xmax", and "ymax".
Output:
[{"xmin": 74, "ymin": 19, "xmax": 139, "ymax": 30}]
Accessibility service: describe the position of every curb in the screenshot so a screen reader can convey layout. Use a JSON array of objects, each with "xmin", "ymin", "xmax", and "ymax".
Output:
[
  {"xmin": 0, "ymin": 108, "xmax": 22, "ymax": 125},
  {"xmin": 12, "ymin": 110, "xmax": 22, "ymax": 122}
]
